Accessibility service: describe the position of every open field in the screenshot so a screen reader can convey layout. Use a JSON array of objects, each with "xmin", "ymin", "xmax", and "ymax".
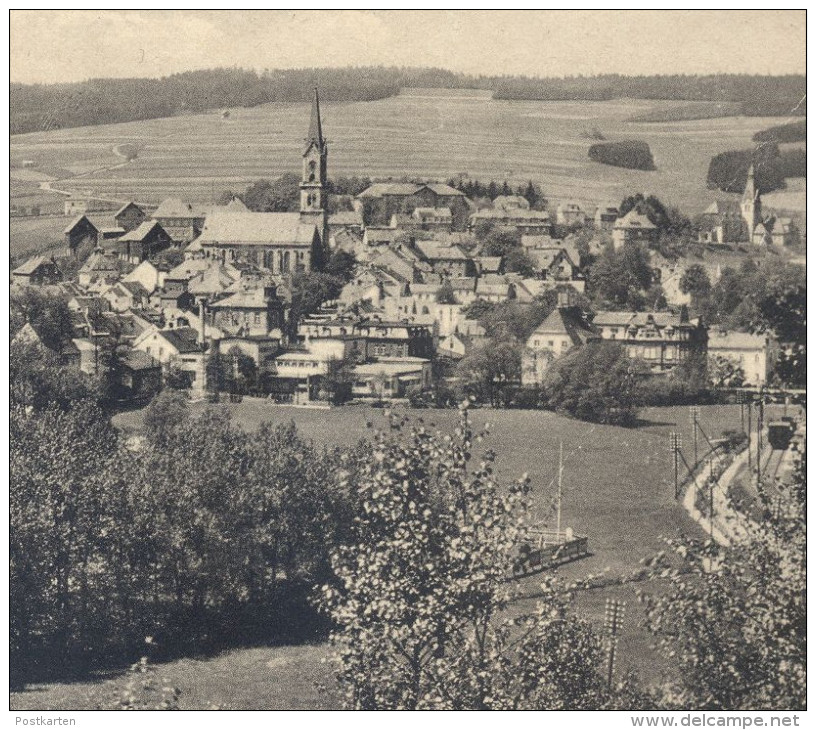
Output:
[
  {"xmin": 9, "ymin": 212, "xmax": 118, "ymax": 264},
  {"xmin": 11, "ymin": 94, "xmax": 791, "ymax": 215},
  {"xmin": 12, "ymin": 403, "xmax": 766, "ymax": 709}
]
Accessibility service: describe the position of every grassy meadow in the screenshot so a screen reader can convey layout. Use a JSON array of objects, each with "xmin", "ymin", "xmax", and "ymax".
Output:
[
  {"xmin": 11, "ymin": 402, "xmax": 757, "ymax": 709},
  {"xmin": 11, "ymin": 93, "xmax": 796, "ymax": 217}
]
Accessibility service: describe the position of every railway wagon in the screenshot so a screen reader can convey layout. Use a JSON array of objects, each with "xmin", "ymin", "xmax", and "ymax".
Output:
[{"xmin": 767, "ymin": 421, "xmax": 795, "ymax": 451}]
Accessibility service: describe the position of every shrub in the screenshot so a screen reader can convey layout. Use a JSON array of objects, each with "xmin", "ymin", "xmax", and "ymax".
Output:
[{"xmin": 588, "ymin": 140, "xmax": 656, "ymax": 171}]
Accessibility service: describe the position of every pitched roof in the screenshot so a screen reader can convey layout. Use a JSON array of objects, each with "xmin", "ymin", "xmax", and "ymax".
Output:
[
  {"xmin": 414, "ymin": 241, "xmax": 468, "ymax": 261},
  {"xmin": 592, "ymin": 311, "xmax": 638, "ymax": 327},
  {"xmin": 79, "ymin": 250, "xmax": 119, "ymax": 274},
  {"xmin": 209, "ymin": 287, "xmax": 272, "ymax": 309},
  {"xmin": 615, "ymin": 210, "xmax": 657, "ymax": 230},
  {"xmin": 530, "ymin": 307, "xmax": 596, "ymax": 346},
  {"xmin": 157, "ymin": 327, "xmax": 200, "ymax": 354},
  {"xmin": 121, "ymin": 349, "xmax": 161, "ymax": 371},
  {"xmin": 198, "ymin": 212, "xmax": 317, "ymax": 246},
  {"xmin": 166, "ymin": 258, "xmax": 212, "ymax": 280},
  {"xmin": 153, "ymin": 198, "xmax": 209, "ymax": 219},
  {"xmin": 358, "ymin": 182, "xmax": 466, "ymax": 199},
  {"xmin": 118, "ymin": 280, "xmax": 149, "ymax": 299},
  {"xmin": 708, "ymin": 331, "xmax": 767, "ymax": 350},
  {"xmin": 329, "ymin": 210, "xmax": 364, "ymax": 226},
  {"xmin": 12, "ymin": 255, "xmax": 56, "ymax": 276},
  {"xmin": 64, "ymin": 215, "xmax": 98, "ymax": 234},
  {"xmin": 114, "ymin": 201, "xmax": 144, "ymax": 218},
  {"xmin": 187, "ymin": 266, "xmax": 236, "ymax": 296},
  {"xmin": 477, "ymin": 256, "xmax": 503, "ymax": 272},
  {"xmin": 223, "ymin": 196, "xmax": 249, "ymax": 212},
  {"xmin": 119, "ymin": 220, "xmax": 165, "ymax": 242}
]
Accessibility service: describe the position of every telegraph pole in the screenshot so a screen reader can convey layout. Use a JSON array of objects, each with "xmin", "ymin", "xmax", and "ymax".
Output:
[
  {"xmin": 708, "ymin": 457, "xmax": 715, "ymax": 538},
  {"xmin": 756, "ymin": 390, "xmax": 764, "ymax": 483},
  {"xmin": 689, "ymin": 406, "xmax": 700, "ymax": 468},
  {"xmin": 669, "ymin": 431, "xmax": 682, "ymax": 500},
  {"xmin": 746, "ymin": 398, "xmax": 752, "ymax": 474},
  {"xmin": 604, "ymin": 599, "xmax": 626, "ymax": 693}
]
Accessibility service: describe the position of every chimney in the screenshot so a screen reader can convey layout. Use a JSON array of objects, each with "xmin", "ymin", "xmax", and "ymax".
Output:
[{"xmin": 198, "ymin": 298, "xmax": 207, "ymax": 346}]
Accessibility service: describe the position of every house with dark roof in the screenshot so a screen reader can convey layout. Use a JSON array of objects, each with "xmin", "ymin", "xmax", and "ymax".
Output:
[
  {"xmin": 114, "ymin": 202, "xmax": 147, "ymax": 232},
  {"xmin": 119, "ymin": 350, "xmax": 162, "ymax": 402},
  {"xmin": 64, "ymin": 215, "xmax": 99, "ymax": 256},
  {"xmin": 11, "ymin": 256, "xmax": 62, "ymax": 287},
  {"xmin": 594, "ymin": 204, "xmax": 619, "ymax": 230}
]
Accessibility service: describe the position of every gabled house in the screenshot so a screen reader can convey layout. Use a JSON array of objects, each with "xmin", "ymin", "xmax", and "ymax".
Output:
[
  {"xmin": 556, "ymin": 201, "xmax": 587, "ymax": 226},
  {"xmin": 11, "ymin": 256, "xmax": 62, "ymax": 287},
  {"xmin": 78, "ymin": 248, "xmax": 121, "ymax": 288},
  {"xmin": 101, "ymin": 280, "xmax": 151, "ymax": 312},
  {"xmin": 612, "ymin": 210, "xmax": 658, "ymax": 249},
  {"xmin": 413, "ymin": 240, "xmax": 474, "ymax": 277},
  {"xmin": 207, "ymin": 284, "xmax": 286, "ymax": 338},
  {"xmin": 522, "ymin": 295, "xmax": 597, "ymax": 385},
  {"xmin": 152, "ymin": 198, "xmax": 209, "ymax": 243},
  {"xmin": 116, "ymin": 220, "xmax": 173, "ymax": 263},
  {"xmin": 132, "ymin": 326, "xmax": 206, "ymax": 391},
  {"xmin": 122, "ymin": 260, "xmax": 163, "ymax": 295},
  {"xmin": 594, "ymin": 204, "xmax": 619, "ymax": 229},
  {"xmin": 114, "ymin": 202, "xmax": 147, "ymax": 233},
  {"xmin": 593, "ymin": 310, "xmax": 707, "ymax": 373},
  {"xmin": 64, "ymin": 215, "xmax": 99, "ymax": 256}
]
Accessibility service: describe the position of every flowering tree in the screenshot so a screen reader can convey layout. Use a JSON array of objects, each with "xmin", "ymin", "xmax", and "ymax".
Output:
[{"xmin": 320, "ymin": 407, "xmax": 634, "ymax": 709}]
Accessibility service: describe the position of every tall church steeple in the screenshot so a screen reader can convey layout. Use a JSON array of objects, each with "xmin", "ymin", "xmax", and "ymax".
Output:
[
  {"xmin": 300, "ymin": 88, "xmax": 328, "ymax": 248},
  {"xmin": 741, "ymin": 163, "xmax": 762, "ymax": 240}
]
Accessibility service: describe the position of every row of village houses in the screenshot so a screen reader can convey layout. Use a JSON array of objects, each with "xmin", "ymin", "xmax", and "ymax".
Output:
[
  {"xmin": 13, "ymin": 240, "xmax": 775, "ymax": 406},
  {"xmin": 12, "ymin": 92, "xmax": 781, "ymax": 404}
]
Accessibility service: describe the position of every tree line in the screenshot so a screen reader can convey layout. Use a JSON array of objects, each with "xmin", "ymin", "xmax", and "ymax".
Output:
[
  {"xmin": 492, "ymin": 73, "xmax": 805, "ymax": 117},
  {"xmin": 11, "ymin": 67, "xmax": 804, "ymax": 135}
]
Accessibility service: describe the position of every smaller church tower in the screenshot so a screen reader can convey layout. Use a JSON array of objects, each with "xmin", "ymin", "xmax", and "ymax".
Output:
[
  {"xmin": 740, "ymin": 163, "xmax": 762, "ymax": 241},
  {"xmin": 300, "ymin": 88, "xmax": 329, "ymax": 250}
]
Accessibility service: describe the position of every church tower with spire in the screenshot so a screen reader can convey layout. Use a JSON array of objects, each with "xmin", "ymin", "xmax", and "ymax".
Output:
[
  {"xmin": 300, "ymin": 88, "xmax": 329, "ymax": 250},
  {"xmin": 740, "ymin": 163, "xmax": 762, "ymax": 241}
]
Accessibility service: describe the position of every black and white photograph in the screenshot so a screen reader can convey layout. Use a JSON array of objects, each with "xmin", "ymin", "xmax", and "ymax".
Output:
[{"xmin": 7, "ymin": 9, "xmax": 807, "ymax": 719}]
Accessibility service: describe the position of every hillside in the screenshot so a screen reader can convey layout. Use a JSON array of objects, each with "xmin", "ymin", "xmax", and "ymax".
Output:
[
  {"xmin": 11, "ymin": 95, "xmax": 793, "ymax": 224},
  {"xmin": 10, "ymin": 67, "xmax": 805, "ymax": 134}
]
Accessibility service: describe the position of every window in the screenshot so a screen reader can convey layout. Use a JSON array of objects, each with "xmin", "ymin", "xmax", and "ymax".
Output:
[
  {"xmin": 254, "ymin": 312, "xmax": 261, "ymax": 325},
  {"xmin": 548, "ymin": 340, "xmax": 554, "ymax": 347}
]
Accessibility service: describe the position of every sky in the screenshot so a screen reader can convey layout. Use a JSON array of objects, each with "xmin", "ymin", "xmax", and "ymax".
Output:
[{"xmin": 10, "ymin": 10, "xmax": 806, "ymax": 85}]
